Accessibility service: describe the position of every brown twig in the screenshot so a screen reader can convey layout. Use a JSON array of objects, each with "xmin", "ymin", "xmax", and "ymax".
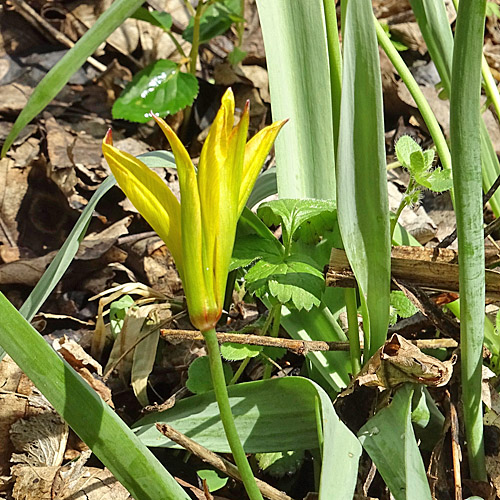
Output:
[
  {"xmin": 446, "ymin": 390, "xmax": 463, "ymax": 500},
  {"xmin": 160, "ymin": 328, "xmax": 458, "ymax": 354},
  {"xmin": 8, "ymin": 0, "xmax": 106, "ymax": 72},
  {"xmin": 156, "ymin": 423, "xmax": 295, "ymax": 500}
]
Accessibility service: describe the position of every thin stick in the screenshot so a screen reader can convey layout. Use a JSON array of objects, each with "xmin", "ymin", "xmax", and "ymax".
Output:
[
  {"xmin": 155, "ymin": 423, "xmax": 295, "ymax": 500},
  {"xmin": 446, "ymin": 390, "xmax": 463, "ymax": 500},
  {"xmin": 161, "ymin": 329, "xmax": 458, "ymax": 353},
  {"xmin": 9, "ymin": 0, "xmax": 106, "ymax": 72}
]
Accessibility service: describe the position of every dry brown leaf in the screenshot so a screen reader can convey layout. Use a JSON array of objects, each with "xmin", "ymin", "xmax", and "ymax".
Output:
[
  {"xmin": 343, "ymin": 334, "xmax": 454, "ymax": 395},
  {"xmin": 53, "ymin": 335, "xmax": 102, "ymax": 376}
]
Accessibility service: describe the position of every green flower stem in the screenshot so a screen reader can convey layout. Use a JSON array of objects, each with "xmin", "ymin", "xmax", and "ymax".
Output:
[
  {"xmin": 374, "ymin": 18, "xmax": 452, "ymax": 176},
  {"xmin": 390, "ymin": 178, "xmax": 417, "ymax": 240},
  {"xmin": 202, "ymin": 328, "xmax": 263, "ymax": 500},
  {"xmin": 450, "ymin": 0, "xmax": 487, "ymax": 481},
  {"xmin": 344, "ymin": 288, "xmax": 361, "ymax": 375},
  {"xmin": 263, "ymin": 305, "xmax": 282, "ymax": 379}
]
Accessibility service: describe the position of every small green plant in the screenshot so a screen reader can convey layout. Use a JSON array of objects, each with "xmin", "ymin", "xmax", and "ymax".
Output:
[{"xmin": 113, "ymin": 1, "xmax": 245, "ymax": 123}]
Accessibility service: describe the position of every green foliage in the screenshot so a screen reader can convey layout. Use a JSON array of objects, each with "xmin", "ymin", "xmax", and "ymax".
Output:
[
  {"xmin": 486, "ymin": 1, "xmax": 500, "ymax": 18},
  {"xmin": 388, "ymin": 290, "xmax": 419, "ymax": 326},
  {"xmin": 197, "ymin": 469, "xmax": 229, "ymax": 492},
  {"xmin": 256, "ymin": 450, "xmax": 305, "ymax": 477},
  {"xmin": 112, "ymin": 60, "xmax": 199, "ymax": 122},
  {"xmin": 395, "ymin": 135, "xmax": 452, "ymax": 193},
  {"xmin": 380, "ymin": 22, "xmax": 409, "ymax": 51},
  {"xmin": 183, "ymin": 0, "xmax": 244, "ymax": 44},
  {"xmin": 186, "ymin": 356, "xmax": 233, "ymax": 394},
  {"xmin": 131, "ymin": 7, "xmax": 172, "ymax": 30},
  {"xmin": 221, "ymin": 342, "xmax": 263, "ymax": 360},
  {"xmin": 109, "ymin": 295, "xmax": 135, "ymax": 338}
]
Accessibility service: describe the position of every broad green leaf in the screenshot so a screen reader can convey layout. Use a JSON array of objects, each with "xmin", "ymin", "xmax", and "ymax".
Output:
[
  {"xmin": 358, "ymin": 384, "xmax": 432, "ymax": 500},
  {"xmin": 256, "ymin": 0, "xmax": 336, "ymax": 199},
  {"xmin": 230, "ymin": 234, "xmax": 285, "ymax": 271},
  {"xmin": 112, "ymin": 60, "xmax": 198, "ymax": 123},
  {"xmin": 196, "ymin": 470, "xmax": 228, "ymax": 492},
  {"xmin": 221, "ymin": 343, "xmax": 262, "ymax": 361},
  {"xmin": 257, "ymin": 199, "xmax": 336, "ymax": 246},
  {"xmin": 1, "ymin": 0, "xmax": 146, "ymax": 156},
  {"xmin": 183, "ymin": 1, "xmax": 243, "ymax": 44},
  {"xmin": 131, "ymin": 7, "xmax": 172, "ymax": 31},
  {"xmin": 186, "ymin": 356, "xmax": 232, "ymax": 394},
  {"xmin": 0, "ymin": 295, "xmax": 190, "ymax": 500},
  {"xmin": 395, "ymin": 135, "xmax": 422, "ymax": 170},
  {"xmin": 336, "ymin": 0, "xmax": 390, "ymax": 358},
  {"xmin": 389, "ymin": 290, "xmax": 419, "ymax": 326},
  {"xmin": 423, "ymin": 168, "xmax": 453, "ymax": 193},
  {"xmin": 256, "ymin": 450, "xmax": 305, "ymax": 478},
  {"xmin": 409, "ymin": 150, "xmax": 426, "ymax": 176},
  {"xmin": 133, "ymin": 376, "xmax": 361, "ymax": 500},
  {"xmin": 246, "ymin": 167, "xmax": 277, "ymax": 209},
  {"xmin": 137, "ymin": 150, "xmax": 176, "ymax": 168}
]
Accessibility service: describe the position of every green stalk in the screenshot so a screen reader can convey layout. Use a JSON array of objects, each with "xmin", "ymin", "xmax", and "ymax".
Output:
[
  {"xmin": 375, "ymin": 19, "xmax": 452, "ymax": 175},
  {"xmin": 263, "ymin": 305, "xmax": 282, "ymax": 379},
  {"xmin": 450, "ymin": 0, "xmax": 487, "ymax": 481},
  {"xmin": 344, "ymin": 288, "xmax": 361, "ymax": 375},
  {"xmin": 390, "ymin": 178, "xmax": 417, "ymax": 240},
  {"xmin": 202, "ymin": 328, "xmax": 263, "ymax": 500}
]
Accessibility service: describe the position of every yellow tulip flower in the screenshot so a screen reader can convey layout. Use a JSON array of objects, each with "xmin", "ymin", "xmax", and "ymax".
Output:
[{"xmin": 103, "ymin": 88, "xmax": 286, "ymax": 332}]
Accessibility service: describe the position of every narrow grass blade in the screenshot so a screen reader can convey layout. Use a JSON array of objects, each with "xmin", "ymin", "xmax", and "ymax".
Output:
[
  {"xmin": 1, "ymin": 0, "xmax": 146, "ymax": 156},
  {"xmin": 358, "ymin": 384, "xmax": 432, "ymax": 500},
  {"xmin": 450, "ymin": 0, "xmax": 487, "ymax": 480},
  {"xmin": 255, "ymin": 0, "xmax": 335, "ymax": 199},
  {"xmin": 134, "ymin": 376, "xmax": 361, "ymax": 500},
  {"xmin": 336, "ymin": 0, "xmax": 390, "ymax": 358},
  {"xmin": 0, "ymin": 295, "xmax": 190, "ymax": 500}
]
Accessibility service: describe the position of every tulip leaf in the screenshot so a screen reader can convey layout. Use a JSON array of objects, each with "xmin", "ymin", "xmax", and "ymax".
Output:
[
  {"xmin": 257, "ymin": 199, "xmax": 336, "ymax": 246},
  {"xmin": 183, "ymin": 0, "xmax": 243, "ymax": 44},
  {"xmin": 186, "ymin": 356, "xmax": 233, "ymax": 395},
  {"xmin": 112, "ymin": 60, "xmax": 199, "ymax": 123},
  {"xmin": 131, "ymin": 7, "xmax": 172, "ymax": 31}
]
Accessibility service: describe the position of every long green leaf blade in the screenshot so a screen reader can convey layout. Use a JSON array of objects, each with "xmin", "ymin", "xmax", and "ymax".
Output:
[
  {"xmin": 336, "ymin": 0, "xmax": 390, "ymax": 358},
  {"xmin": 255, "ymin": 0, "xmax": 335, "ymax": 199},
  {"xmin": 134, "ymin": 376, "xmax": 361, "ymax": 500},
  {"xmin": 1, "ymin": 0, "xmax": 146, "ymax": 156},
  {"xmin": 0, "ymin": 295, "xmax": 190, "ymax": 500},
  {"xmin": 358, "ymin": 384, "xmax": 432, "ymax": 500},
  {"xmin": 450, "ymin": 0, "xmax": 487, "ymax": 480}
]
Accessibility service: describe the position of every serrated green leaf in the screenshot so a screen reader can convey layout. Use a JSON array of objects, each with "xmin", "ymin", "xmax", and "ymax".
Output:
[
  {"xmin": 256, "ymin": 450, "xmax": 305, "ymax": 478},
  {"xmin": 423, "ymin": 149, "xmax": 435, "ymax": 168},
  {"xmin": 131, "ymin": 7, "xmax": 172, "ymax": 31},
  {"xmin": 196, "ymin": 469, "xmax": 228, "ymax": 492},
  {"xmin": 395, "ymin": 135, "xmax": 422, "ymax": 170},
  {"xmin": 230, "ymin": 234, "xmax": 285, "ymax": 271},
  {"xmin": 186, "ymin": 356, "xmax": 233, "ymax": 394},
  {"xmin": 257, "ymin": 199, "xmax": 336, "ymax": 246},
  {"xmin": 409, "ymin": 150, "xmax": 427, "ymax": 176},
  {"xmin": 421, "ymin": 168, "xmax": 453, "ymax": 193},
  {"xmin": 112, "ymin": 60, "xmax": 198, "ymax": 123},
  {"xmin": 390, "ymin": 291, "xmax": 419, "ymax": 322},
  {"xmin": 183, "ymin": 1, "xmax": 244, "ymax": 44},
  {"xmin": 221, "ymin": 342, "xmax": 262, "ymax": 361}
]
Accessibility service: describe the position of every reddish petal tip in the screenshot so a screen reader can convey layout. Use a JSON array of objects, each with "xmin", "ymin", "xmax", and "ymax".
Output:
[{"xmin": 104, "ymin": 128, "xmax": 113, "ymax": 145}]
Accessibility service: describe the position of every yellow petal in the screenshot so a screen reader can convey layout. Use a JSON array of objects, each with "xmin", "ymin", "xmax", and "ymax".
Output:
[
  {"xmin": 102, "ymin": 133, "xmax": 183, "ymax": 273},
  {"xmin": 153, "ymin": 116, "xmax": 217, "ymax": 329},
  {"xmin": 238, "ymin": 119, "xmax": 288, "ymax": 215}
]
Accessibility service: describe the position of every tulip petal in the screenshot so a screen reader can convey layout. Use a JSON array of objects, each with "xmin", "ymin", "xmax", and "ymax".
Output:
[
  {"xmin": 102, "ymin": 139, "xmax": 183, "ymax": 273},
  {"xmin": 153, "ymin": 116, "xmax": 217, "ymax": 329},
  {"xmin": 238, "ymin": 120, "xmax": 288, "ymax": 215}
]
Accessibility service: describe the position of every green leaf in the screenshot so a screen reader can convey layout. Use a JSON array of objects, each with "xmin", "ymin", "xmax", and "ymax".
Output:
[
  {"xmin": 256, "ymin": 450, "xmax": 305, "ymax": 478},
  {"xmin": 336, "ymin": 0, "xmax": 391, "ymax": 357},
  {"xmin": 257, "ymin": 199, "xmax": 336, "ymax": 246},
  {"xmin": 1, "ymin": 0, "xmax": 146, "ymax": 156},
  {"xmin": 112, "ymin": 60, "xmax": 199, "ymax": 123},
  {"xmin": 246, "ymin": 167, "xmax": 277, "ymax": 209},
  {"xmin": 133, "ymin": 376, "xmax": 361, "ymax": 499},
  {"xmin": 183, "ymin": 2, "xmax": 244, "ymax": 44},
  {"xmin": 221, "ymin": 342, "xmax": 262, "ymax": 361},
  {"xmin": 487, "ymin": 1, "xmax": 500, "ymax": 18},
  {"xmin": 228, "ymin": 47, "xmax": 247, "ymax": 65},
  {"xmin": 389, "ymin": 291, "xmax": 419, "ymax": 326},
  {"xmin": 0, "ymin": 295, "xmax": 190, "ymax": 500},
  {"xmin": 409, "ymin": 150, "xmax": 427, "ymax": 176},
  {"xmin": 109, "ymin": 295, "xmax": 135, "ymax": 338},
  {"xmin": 230, "ymin": 234, "xmax": 284, "ymax": 271},
  {"xmin": 422, "ymin": 167, "xmax": 453, "ymax": 193},
  {"xmin": 395, "ymin": 135, "xmax": 422, "ymax": 171},
  {"xmin": 255, "ymin": 0, "xmax": 336, "ymax": 199},
  {"xmin": 358, "ymin": 384, "xmax": 432, "ymax": 500},
  {"xmin": 131, "ymin": 7, "xmax": 172, "ymax": 31},
  {"xmin": 138, "ymin": 150, "xmax": 176, "ymax": 169},
  {"xmin": 197, "ymin": 469, "xmax": 228, "ymax": 492},
  {"xmin": 186, "ymin": 356, "xmax": 232, "ymax": 394}
]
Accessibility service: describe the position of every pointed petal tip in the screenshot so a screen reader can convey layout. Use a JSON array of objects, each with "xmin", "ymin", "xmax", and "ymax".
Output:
[{"xmin": 104, "ymin": 128, "xmax": 113, "ymax": 145}]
